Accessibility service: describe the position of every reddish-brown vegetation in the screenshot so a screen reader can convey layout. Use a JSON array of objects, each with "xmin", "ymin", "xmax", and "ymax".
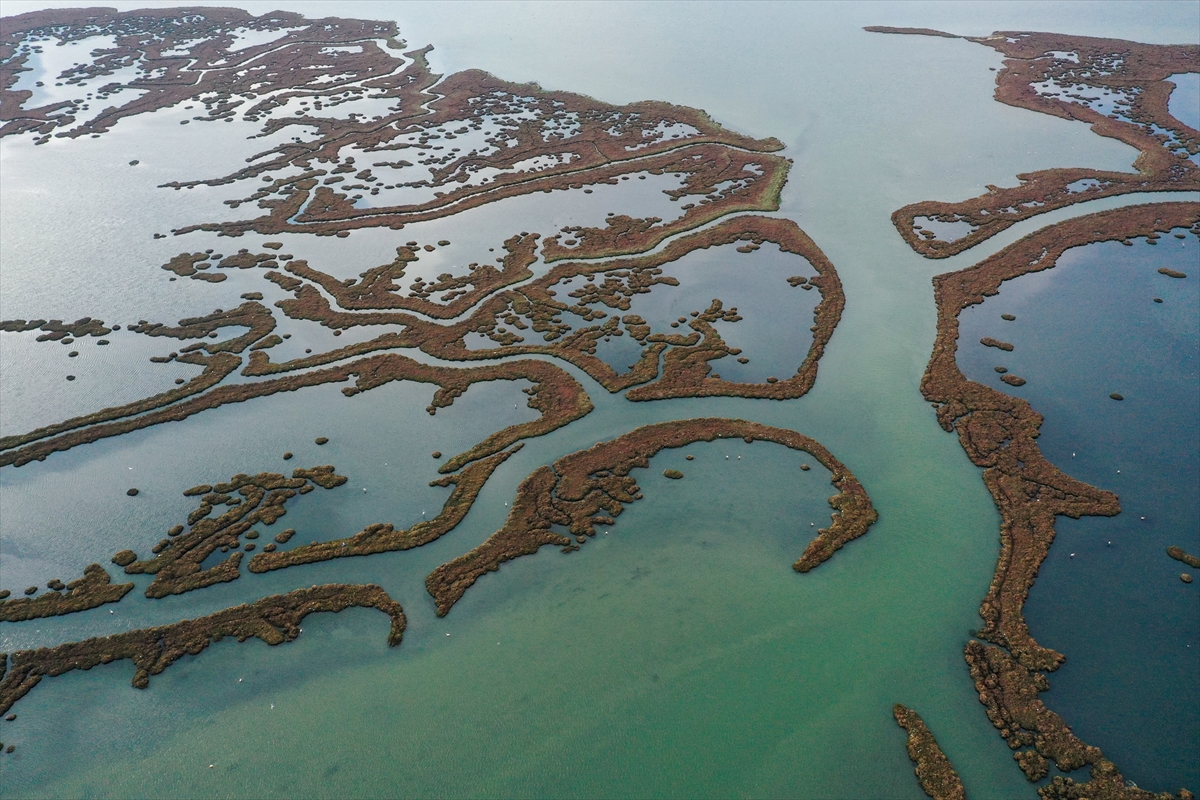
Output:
[
  {"xmin": 425, "ymin": 418, "xmax": 877, "ymax": 616},
  {"xmin": 866, "ymin": 28, "xmax": 1199, "ymax": 258},
  {"xmin": 924, "ymin": 202, "xmax": 1199, "ymax": 797}
]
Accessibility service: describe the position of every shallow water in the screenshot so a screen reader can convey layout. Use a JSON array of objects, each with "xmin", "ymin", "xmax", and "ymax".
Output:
[
  {"xmin": 2, "ymin": 2, "xmax": 1198, "ymax": 798},
  {"xmin": 1167, "ymin": 72, "xmax": 1199, "ymax": 131}
]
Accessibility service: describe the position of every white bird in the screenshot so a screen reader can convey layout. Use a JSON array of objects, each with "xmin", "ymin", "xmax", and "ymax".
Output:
[
  {"xmin": 1070, "ymin": 553, "xmax": 1075, "ymax": 558},
  {"xmin": 238, "ymin": 678, "xmax": 242, "ymax": 683},
  {"xmin": 737, "ymin": 456, "xmax": 741, "ymax": 460},
  {"xmin": 270, "ymin": 703, "xmax": 275, "ymax": 709},
  {"xmin": 362, "ymin": 488, "xmax": 367, "ymax": 493},
  {"xmin": 110, "ymin": 609, "xmax": 114, "ymax": 614}
]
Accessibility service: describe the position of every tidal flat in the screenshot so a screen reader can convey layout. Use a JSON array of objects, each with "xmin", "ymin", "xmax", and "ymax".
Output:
[{"xmin": 1, "ymin": 2, "xmax": 1197, "ymax": 798}]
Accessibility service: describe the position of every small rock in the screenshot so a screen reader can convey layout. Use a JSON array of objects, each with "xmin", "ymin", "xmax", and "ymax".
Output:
[
  {"xmin": 663, "ymin": 469, "xmax": 683, "ymax": 479},
  {"xmin": 1001, "ymin": 314, "xmax": 1016, "ymax": 321},
  {"xmin": 432, "ymin": 451, "xmax": 442, "ymax": 459},
  {"xmin": 994, "ymin": 366, "xmax": 1008, "ymax": 373},
  {"xmin": 1109, "ymin": 393, "xmax": 1124, "ymax": 401},
  {"xmin": 1153, "ymin": 298, "xmax": 1164, "ymax": 303},
  {"xmin": 283, "ymin": 452, "xmax": 293, "ymax": 460},
  {"xmin": 800, "ymin": 464, "xmax": 811, "ymax": 471},
  {"xmin": 685, "ymin": 455, "xmax": 694, "ymax": 461},
  {"xmin": 127, "ymin": 488, "xmax": 139, "ymax": 496},
  {"xmin": 1182, "ymin": 573, "xmax": 1193, "ymax": 583},
  {"xmin": 315, "ymin": 437, "xmax": 329, "ymax": 445},
  {"xmin": 66, "ymin": 375, "xmax": 75, "ymax": 381},
  {"xmin": 1001, "ymin": 375, "xmax": 1026, "ymax": 387},
  {"xmin": 23, "ymin": 586, "xmax": 37, "ymax": 596}
]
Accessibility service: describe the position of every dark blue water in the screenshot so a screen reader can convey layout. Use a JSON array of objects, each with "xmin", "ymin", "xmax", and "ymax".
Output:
[{"xmin": 958, "ymin": 229, "xmax": 1199, "ymax": 793}]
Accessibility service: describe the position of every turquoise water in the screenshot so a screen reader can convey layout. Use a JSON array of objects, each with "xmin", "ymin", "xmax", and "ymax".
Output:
[
  {"xmin": 2, "ymin": 2, "xmax": 1198, "ymax": 797},
  {"xmin": 958, "ymin": 233, "xmax": 1199, "ymax": 793}
]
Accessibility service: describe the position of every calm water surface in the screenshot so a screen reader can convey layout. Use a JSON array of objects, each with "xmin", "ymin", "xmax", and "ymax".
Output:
[
  {"xmin": 959, "ymin": 234, "xmax": 1199, "ymax": 792},
  {"xmin": 2, "ymin": 2, "xmax": 1198, "ymax": 797}
]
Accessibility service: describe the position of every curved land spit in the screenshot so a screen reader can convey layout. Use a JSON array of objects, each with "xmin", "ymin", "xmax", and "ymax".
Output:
[
  {"xmin": 922, "ymin": 201, "xmax": 1199, "ymax": 798},
  {"xmin": 0, "ymin": 6, "xmax": 870, "ymax": 775},
  {"xmin": 426, "ymin": 418, "xmax": 878, "ymax": 616},
  {"xmin": 866, "ymin": 27, "xmax": 1199, "ymax": 259}
]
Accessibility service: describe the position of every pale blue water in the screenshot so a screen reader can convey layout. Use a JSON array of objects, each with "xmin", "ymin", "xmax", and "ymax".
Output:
[
  {"xmin": 1167, "ymin": 73, "xmax": 1200, "ymax": 131},
  {"xmin": 580, "ymin": 241, "xmax": 822, "ymax": 383},
  {"xmin": 2, "ymin": 2, "xmax": 1198, "ymax": 798}
]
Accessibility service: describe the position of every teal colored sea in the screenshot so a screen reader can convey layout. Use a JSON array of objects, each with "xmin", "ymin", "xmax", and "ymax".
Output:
[{"xmin": 1, "ymin": 2, "xmax": 1197, "ymax": 798}]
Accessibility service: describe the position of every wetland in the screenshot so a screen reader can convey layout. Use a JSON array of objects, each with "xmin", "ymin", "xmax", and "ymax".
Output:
[{"xmin": 1, "ymin": 3, "xmax": 1196, "ymax": 798}]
